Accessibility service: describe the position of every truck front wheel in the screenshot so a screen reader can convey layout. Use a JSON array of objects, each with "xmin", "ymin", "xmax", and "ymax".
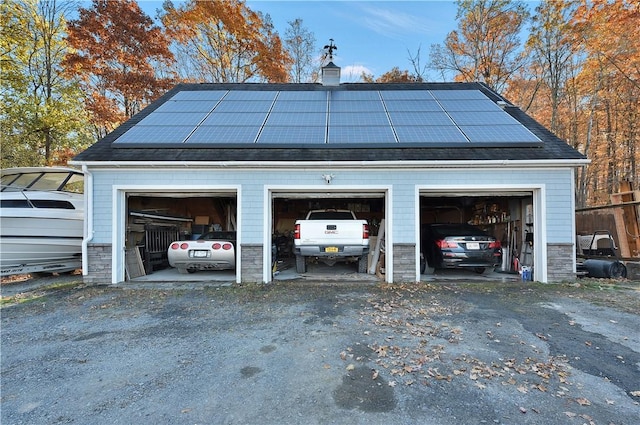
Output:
[{"xmin": 295, "ymin": 255, "xmax": 306, "ymax": 274}]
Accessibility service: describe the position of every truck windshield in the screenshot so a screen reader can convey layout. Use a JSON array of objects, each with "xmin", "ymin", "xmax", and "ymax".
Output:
[{"xmin": 307, "ymin": 211, "xmax": 354, "ymax": 220}]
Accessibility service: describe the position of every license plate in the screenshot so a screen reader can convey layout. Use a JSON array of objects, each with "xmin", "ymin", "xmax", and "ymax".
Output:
[
  {"xmin": 466, "ymin": 242, "xmax": 480, "ymax": 250},
  {"xmin": 325, "ymin": 246, "xmax": 339, "ymax": 253},
  {"xmin": 193, "ymin": 250, "xmax": 209, "ymax": 258}
]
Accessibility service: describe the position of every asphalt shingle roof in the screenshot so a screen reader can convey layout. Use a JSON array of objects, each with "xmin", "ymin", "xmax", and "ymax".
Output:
[{"xmin": 73, "ymin": 82, "xmax": 586, "ymax": 163}]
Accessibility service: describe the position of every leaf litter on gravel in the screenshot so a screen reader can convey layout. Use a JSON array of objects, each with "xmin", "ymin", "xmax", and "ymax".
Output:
[{"xmin": 340, "ymin": 282, "xmax": 575, "ymax": 399}]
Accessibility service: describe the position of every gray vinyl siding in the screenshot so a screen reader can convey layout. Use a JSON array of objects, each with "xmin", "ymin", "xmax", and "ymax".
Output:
[{"xmin": 87, "ymin": 166, "xmax": 575, "ymax": 247}]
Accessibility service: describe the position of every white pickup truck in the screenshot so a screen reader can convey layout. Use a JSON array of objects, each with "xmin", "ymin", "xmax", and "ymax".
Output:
[{"xmin": 293, "ymin": 209, "xmax": 370, "ymax": 273}]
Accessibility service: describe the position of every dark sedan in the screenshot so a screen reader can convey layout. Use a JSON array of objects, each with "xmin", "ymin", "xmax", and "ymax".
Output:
[{"xmin": 421, "ymin": 223, "xmax": 502, "ymax": 274}]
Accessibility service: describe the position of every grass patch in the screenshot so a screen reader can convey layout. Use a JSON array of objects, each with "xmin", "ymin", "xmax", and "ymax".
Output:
[{"xmin": 0, "ymin": 279, "xmax": 84, "ymax": 308}]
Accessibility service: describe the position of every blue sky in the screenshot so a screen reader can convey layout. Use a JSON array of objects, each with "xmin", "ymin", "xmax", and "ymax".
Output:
[{"xmin": 137, "ymin": 0, "xmax": 462, "ymax": 81}]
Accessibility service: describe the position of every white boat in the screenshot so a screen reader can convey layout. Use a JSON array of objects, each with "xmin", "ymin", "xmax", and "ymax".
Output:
[{"xmin": 1, "ymin": 167, "xmax": 84, "ymax": 276}]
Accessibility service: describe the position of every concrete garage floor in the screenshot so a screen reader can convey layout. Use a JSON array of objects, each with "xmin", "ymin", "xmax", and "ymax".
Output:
[{"xmin": 130, "ymin": 260, "xmax": 521, "ymax": 285}]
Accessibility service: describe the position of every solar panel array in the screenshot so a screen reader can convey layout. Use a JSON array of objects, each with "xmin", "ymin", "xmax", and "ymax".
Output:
[{"xmin": 113, "ymin": 89, "xmax": 541, "ymax": 148}]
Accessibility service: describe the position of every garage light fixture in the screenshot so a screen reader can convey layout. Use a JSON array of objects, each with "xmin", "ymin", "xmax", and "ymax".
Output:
[{"xmin": 322, "ymin": 174, "xmax": 334, "ymax": 184}]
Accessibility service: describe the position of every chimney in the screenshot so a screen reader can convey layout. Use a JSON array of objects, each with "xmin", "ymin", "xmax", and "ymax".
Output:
[{"xmin": 322, "ymin": 61, "xmax": 341, "ymax": 86}]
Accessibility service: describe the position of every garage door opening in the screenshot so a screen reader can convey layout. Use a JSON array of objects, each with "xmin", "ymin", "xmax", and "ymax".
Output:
[
  {"xmin": 124, "ymin": 192, "xmax": 238, "ymax": 282},
  {"xmin": 420, "ymin": 192, "xmax": 534, "ymax": 281},
  {"xmin": 270, "ymin": 191, "xmax": 386, "ymax": 281}
]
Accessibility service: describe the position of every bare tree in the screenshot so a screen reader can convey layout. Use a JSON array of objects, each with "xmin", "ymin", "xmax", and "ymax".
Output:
[{"xmin": 284, "ymin": 18, "xmax": 317, "ymax": 83}]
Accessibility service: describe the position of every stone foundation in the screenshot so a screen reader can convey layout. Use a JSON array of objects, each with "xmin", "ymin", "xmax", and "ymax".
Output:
[
  {"xmin": 84, "ymin": 243, "xmax": 112, "ymax": 285},
  {"xmin": 546, "ymin": 243, "xmax": 576, "ymax": 282},
  {"xmin": 393, "ymin": 243, "xmax": 417, "ymax": 283},
  {"xmin": 241, "ymin": 244, "xmax": 264, "ymax": 283}
]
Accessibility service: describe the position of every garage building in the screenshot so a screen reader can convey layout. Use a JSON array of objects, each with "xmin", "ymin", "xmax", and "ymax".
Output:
[{"xmin": 71, "ymin": 64, "xmax": 588, "ymax": 285}]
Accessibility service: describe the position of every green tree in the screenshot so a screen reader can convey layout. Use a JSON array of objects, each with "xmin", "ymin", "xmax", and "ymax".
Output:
[{"xmin": 1, "ymin": 0, "xmax": 92, "ymax": 168}]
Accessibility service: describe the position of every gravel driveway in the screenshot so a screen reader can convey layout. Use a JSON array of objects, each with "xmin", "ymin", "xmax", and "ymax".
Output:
[{"xmin": 1, "ymin": 276, "xmax": 639, "ymax": 425}]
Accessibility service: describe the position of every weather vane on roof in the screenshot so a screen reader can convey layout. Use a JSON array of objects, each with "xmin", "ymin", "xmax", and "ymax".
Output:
[{"xmin": 323, "ymin": 39, "xmax": 337, "ymax": 61}]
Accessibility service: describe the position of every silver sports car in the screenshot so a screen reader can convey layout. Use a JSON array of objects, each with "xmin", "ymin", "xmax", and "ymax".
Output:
[{"xmin": 167, "ymin": 231, "xmax": 236, "ymax": 274}]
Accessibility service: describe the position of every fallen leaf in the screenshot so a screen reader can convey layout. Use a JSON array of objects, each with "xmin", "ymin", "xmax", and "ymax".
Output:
[
  {"xmin": 585, "ymin": 341, "xmax": 592, "ymax": 347},
  {"xmin": 564, "ymin": 411, "xmax": 577, "ymax": 418},
  {"xmin": 372, "ymin": 369, "xmax": 379, "ymax": 380},
  {"xmin": 475, "ymin": 382, "xmax": 486, "ymax": 389},
  {"xmin": 517, "ymin": 386, "xmax": 528, "ymax": 394},
  {"xmin": 388, "ymin": 381, "xmax": 397, "ymax": 387},
  {"xmin": 534, "ymin": 384, "xmax": 547, "ymax": 392},
  {"xmin": 346, "ymin": 364, "xmax": 355, "ymax": 371},
  {"xmin": 340, "ymin": 351, "xmax": 347, "ymax": 360},
  {"xmin": 605, "ymin": 399, "xmax": 615, "ymax": 405},
  {"xmin": 519, "ymin": 406, "xmax": 527, "ymax": 414},
  {"xmin": 630, "ymin": 390, "xmax": 640, "ymax": 397},
  {"xmin": 575, "ymin": 397, "xmax": 591, "ymax": 406}
]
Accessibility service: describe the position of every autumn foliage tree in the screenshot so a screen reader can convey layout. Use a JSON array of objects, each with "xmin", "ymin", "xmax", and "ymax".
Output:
[
  {"xmin": 362, "ymin": 67, "xmax": 422, "ymax": 83},
  {"xmin": 161, "ymin": 0, "xmax": 290, "ymax": 83},
  {"xmin": 504, "ymin": 0, "xmax": 639, "ymax": 207},
  {"xmin": 429, "ymin": 0, "xmax": 530, "ymax": 92},
  {"xmin": 64, "ymin": 0, "xmax": 176, "ymax": 137}
]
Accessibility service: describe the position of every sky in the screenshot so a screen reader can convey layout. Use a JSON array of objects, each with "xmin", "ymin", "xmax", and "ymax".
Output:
[{"xmin": 136, "ymin": 0, "xmax": 463, "ymax": 81}]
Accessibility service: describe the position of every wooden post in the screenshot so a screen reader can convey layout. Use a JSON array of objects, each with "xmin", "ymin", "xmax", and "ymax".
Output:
[
  {"xmin": 369, "ymin": 219, "xmax": 385, "ymax": 275},
  {"xmin": 610, "ymin": 181, "xmax": 640, "ymax": 258}
]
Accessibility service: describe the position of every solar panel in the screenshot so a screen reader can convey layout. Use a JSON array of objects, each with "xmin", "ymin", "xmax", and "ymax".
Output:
[
  {"xmin": 380, "ymin": 90, "xmax": 434, "ymax": 100},
  {"xmin": 224, "ymin": 91, "xmax": 278, "ymax": 101},
  {"xmin": 138, "ymin": 112, "xmax": 208, "ymax": 126},
  {"xmin": 271, "ymin": 101, "xmax": 326, "ymax": 113},
  {"xmin": 201, "ymin": 112, "xmax": 266, "ymax": 126},
  {"xmin": 328, "ymin": 126, "xmax": 396, "ymax": 144},
  {"xmin": 437, "ymin": 99, "xmax": 502, "ymax": 112},
  {"xmin": 460, "ymin": 125, "xmax": 540, "ymax": 143},
  {"xmin": 395, "ymin": 125, "xmax": 469, "ymax": 144},
  {"xmin": 431, "ymin": 90, "xmax": 490, "ymax": 100},
  {"xmin": 187, "ymin": 126, "xmax": 260, "ymax": 144},
  {"xmin": 170, "ymin": 91, "xmax": 227, "ymax": 101},
  {"xmin": 113, "ymin": 125, "xmax": 194, "ymax": 144},
  {"xmin": 330, "ymin": 100, "xmax": 385, "ymax": 112},
  {"xmin": 278, "ymin": 91, "xmax": 327, "ymax": 101},
  {"xmin": 154, "ymin": 100, "xmax": 218, "ymax": 113},
  {"xmin": 388, "ymin": 111, "xmax": 454, "ymax": 126},
  {"xmin": 331, "ymin": 91, "xmax": 380, "ymax": 101},
  {"xmin": 213, "ymin": 100, "xmax": 273, "ymax": 113},
  {"xmin": 384, "ymin": 100, "xmax": 443, "ymax": 112},
  {"xmin": 113, "ymin": 87, "xmax": 542, "ymax": 148},
  {"xmin": 329, "ymin": 112, "xmax": 389, "ymax": 126},
  {"xmin": 257, "ymin": 126, "xmax": 326, "ymax": 144},
  {"xmin": 266, "ymin": 112, "xmax": 326, "ymax": 126},
  {"xmin": 448, "ymin": 111, "xmax": 519, "ymax": 126}
]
